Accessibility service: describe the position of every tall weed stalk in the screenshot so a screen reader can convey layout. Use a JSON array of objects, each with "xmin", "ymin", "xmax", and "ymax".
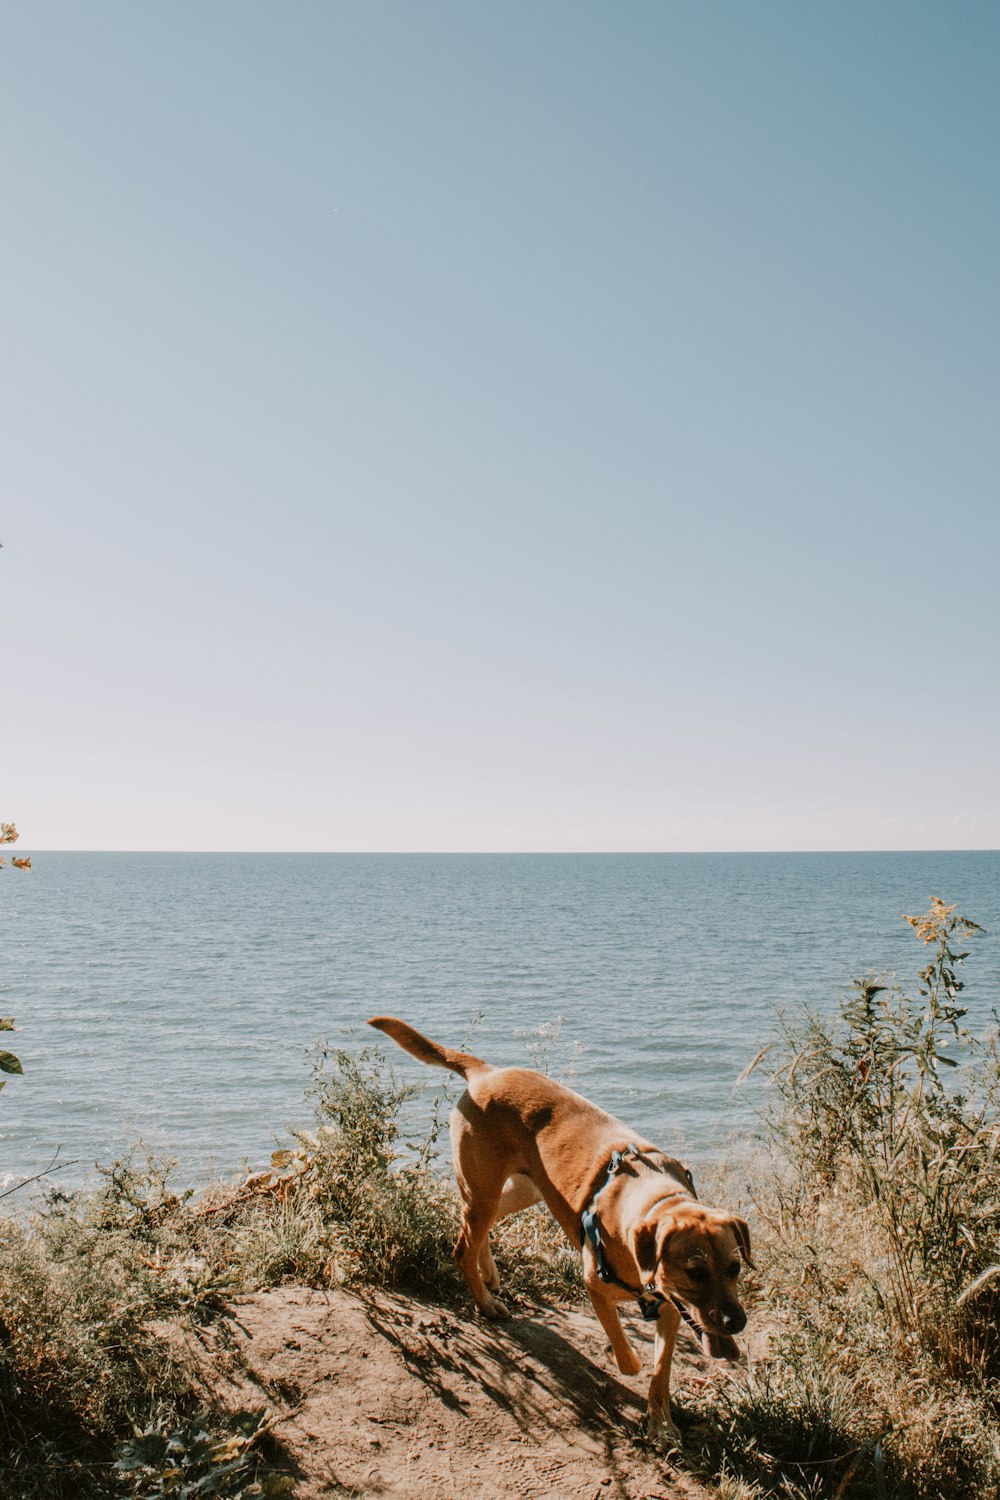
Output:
[
  {"xmin": 756, "ymin": 899, "xmax": 1000, "ymax": 1377},
  {"xmin": 707, "ymin": 900, "xmax": 1000, "ymax": 1500}
]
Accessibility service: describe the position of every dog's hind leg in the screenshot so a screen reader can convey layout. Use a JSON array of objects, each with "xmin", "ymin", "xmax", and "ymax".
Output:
[
  {"xmin": 455, "ymin": 1196, "xmax": 511, "ymax": 1318},
  {"xmin": 479, "ymin": 1238, "xmax": 501, "ymax": 1294},
  {"xmin": 450, "ymin": 1105, "xmax": 526, "ymax": 1317},
  {"xmin": 478, "ymin": 1173, "xmax": 543, "ymax": 1291}
]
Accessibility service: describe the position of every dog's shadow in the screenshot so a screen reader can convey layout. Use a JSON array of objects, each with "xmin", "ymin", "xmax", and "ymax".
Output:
[{"xmin": 361, "ymin": 1291, "xmax": 675, "ymax": 1439}]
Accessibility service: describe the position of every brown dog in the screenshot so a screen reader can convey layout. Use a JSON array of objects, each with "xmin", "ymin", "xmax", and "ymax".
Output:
[{"xmin": 369, "ymin": 1015, "xmax": 751, "ymax": 1447}]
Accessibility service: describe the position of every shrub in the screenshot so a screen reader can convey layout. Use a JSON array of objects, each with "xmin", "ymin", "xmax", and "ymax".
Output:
[
  {"xmin": 760, "ymin": 898, "xmax": 1000, "ymax": 1377},
  {"xmin": 0, "ymin": 1193, "xmax": 270, "ymax": 1497},
  {"xmin": 695, "ymin": 900, "xmax": 1000, "ymax": 1500},
  {"xmin": 300, "ymin": 1041, "xmax": 461, "ymax": 1293}
]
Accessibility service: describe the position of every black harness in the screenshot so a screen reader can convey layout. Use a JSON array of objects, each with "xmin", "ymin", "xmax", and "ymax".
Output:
[{"xmin": 579, "ymin": 1143, "xmax": 702, "ymax": 1336}]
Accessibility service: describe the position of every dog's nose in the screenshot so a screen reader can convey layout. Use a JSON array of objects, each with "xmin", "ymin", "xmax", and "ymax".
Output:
[{"xmin": 720, "ymin": 1310, "xmax": 746, "ymax": 1334}]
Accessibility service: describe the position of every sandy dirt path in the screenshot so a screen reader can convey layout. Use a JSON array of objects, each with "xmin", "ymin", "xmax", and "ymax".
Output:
[{"xmin": 208, "ymin": 1285, "xmax": 731, "ymax": 1499}]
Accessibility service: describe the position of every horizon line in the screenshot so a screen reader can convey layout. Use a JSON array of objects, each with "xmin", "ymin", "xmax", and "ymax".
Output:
[{"xmin": 20, "ymin": 846, "xmax": 1000, "ymax": 857}]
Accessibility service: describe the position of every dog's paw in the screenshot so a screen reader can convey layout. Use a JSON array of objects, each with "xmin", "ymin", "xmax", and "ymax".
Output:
[
  {"xmin": 479, "ymin": 1296, "xmax": 511, "ymax": 1320},
  {"xmin": 646, "ymin": 1408, "xmax": 682, "ymax": 1454},
  {"xmin": 613, "ymin": 1344, "xmax": 643, "ymax": 1377}
]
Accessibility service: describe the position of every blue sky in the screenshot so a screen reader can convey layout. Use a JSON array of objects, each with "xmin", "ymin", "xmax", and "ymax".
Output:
[{"xmin": 2, "ymin": 2, "xmax": 998, "ymax": 851}]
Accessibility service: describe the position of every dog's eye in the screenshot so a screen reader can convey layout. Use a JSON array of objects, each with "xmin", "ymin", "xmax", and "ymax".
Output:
[
  {"xmin": 728, "ymin": 1262, "xmax": 741, "ymax": 1279},
  {"xmin": 687, "ymin": 1265, "xmax": 710, "ymax": 1283}
]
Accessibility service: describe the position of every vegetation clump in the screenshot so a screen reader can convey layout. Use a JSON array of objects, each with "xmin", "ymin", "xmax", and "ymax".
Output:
[
  {"xmin": 692, "ymin": 899, "xmax": 1000, "ymax": 1499},
  {"xmin": 1, "ymin": 819, "xmax": 30, "ymax": 1089},
  {"xmin": 0, "ymin": 1151, "xmax": 289, "ymax": 1498},
  {"xmin": 0, "ymin": 820, "xmax": 32, "ymax": 871}
]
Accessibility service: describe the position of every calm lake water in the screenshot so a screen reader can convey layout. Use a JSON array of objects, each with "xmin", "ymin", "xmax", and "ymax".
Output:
[{"xmin": 2, "ymin": 852, "xmax": 999, "ymax": 1192}]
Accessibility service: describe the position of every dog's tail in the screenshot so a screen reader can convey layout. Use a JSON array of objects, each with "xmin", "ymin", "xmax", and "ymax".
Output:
[{"xmin": 368, "ymin": 1016, "xmax": 490, "ymax": 1080}]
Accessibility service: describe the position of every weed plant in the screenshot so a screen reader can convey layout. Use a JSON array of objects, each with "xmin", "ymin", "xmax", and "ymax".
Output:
[
  {"xmin": 690, "ymin": 900, "xmax": 1000, "ymax": 1500},
  {"xmin": 0, "ymin": 1151, "xmax": 286, "ymax": 1499}
]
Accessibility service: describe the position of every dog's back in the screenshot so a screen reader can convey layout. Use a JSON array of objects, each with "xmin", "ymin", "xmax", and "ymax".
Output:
[{"xmin": 370, "ymin": 1014, "xmax": 639, "ymax": 1181}]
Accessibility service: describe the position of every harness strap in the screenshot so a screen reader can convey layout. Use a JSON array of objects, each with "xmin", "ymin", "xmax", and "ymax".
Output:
[{"xmin": 579, "ymin": 1144, "xmax": 702, "ymax": 1334}]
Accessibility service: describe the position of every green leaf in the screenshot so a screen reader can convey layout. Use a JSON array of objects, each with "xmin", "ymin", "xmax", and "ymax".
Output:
[{"xmin": 0, "ymin": 1051, "xmax": 23, "ymax": 1075}]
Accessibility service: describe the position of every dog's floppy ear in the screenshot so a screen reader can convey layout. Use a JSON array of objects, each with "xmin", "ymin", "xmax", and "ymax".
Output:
[{"xmin": 729, "ymin": 1216, "xmax": 754, "ymax": 1269}]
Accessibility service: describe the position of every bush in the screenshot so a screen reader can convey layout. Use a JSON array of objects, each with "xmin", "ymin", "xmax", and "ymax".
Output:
[
  {"xmin": 694, "ymin": 899, "xmax": 1000, "ymax": 1500},
  {"xmin": 0, "ymin": 1158, "xmax": 276, "ymax": 1499},
  {"xmin": 299, "ymin": 1041, "xmax": 462, "ymax": 1293},
  {"xmin": 763, "ymin": 898, "xmax": 1000, "ymax": 1377}
]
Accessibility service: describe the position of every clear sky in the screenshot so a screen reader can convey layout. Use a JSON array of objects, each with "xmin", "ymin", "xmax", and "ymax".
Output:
[{"xmin": 2, "ymin": 2, "xmax": 998, "ymax": 852}]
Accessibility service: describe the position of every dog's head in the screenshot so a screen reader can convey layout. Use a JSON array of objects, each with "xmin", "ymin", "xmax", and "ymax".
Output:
[{"xmin": 633, "ymin": 1202, "xmax": 752, "ymax": 1338}]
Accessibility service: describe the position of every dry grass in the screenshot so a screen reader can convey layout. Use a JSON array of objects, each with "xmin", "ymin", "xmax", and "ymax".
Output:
[
  {"xmin": 685, "ymin": 900, "xmax": 1000, "ymax": 1500},
  {"xmin": 0, "ymin": 1189, "xmax": 256, "ymax": 1497}
]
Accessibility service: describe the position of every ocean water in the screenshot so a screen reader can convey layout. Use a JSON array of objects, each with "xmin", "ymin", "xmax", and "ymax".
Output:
[{"xmin": 2, "ymin": 852, "xmax": 999, "ymax": 1193}]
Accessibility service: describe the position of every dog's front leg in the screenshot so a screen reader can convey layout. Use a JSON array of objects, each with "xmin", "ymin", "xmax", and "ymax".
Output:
[
  {"xmin": 646, "ymin": 1299, "xmax": 682, "ymax": 1451},
  {"xmin": 584, "ymin": 1272, "xmax": 642, "ymax": 1377}
]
